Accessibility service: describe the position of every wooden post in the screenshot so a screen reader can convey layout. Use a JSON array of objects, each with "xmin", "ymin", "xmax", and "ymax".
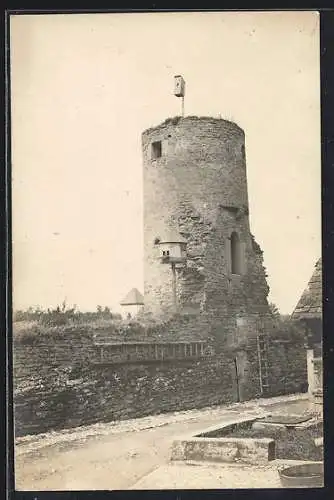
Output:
[
  {"xmin": 257, "ymin": 335, "xmax": 263, "ymax": 395},
  {"xmin": 307, "ymin": 349, "xmax": 315, "ymax": 396},
  {"xmin": 171, "ymin": 262, "xmax": 177, "ymax": 312},
  {"xmin": 234, "ymin": 357, "xmax": 240, "ymax": 402}
]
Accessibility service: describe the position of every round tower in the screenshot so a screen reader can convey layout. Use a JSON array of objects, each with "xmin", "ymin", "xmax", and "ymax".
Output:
[{"xmin": 142, "ymin": 116, "xmax": 269, "ymax": 331}]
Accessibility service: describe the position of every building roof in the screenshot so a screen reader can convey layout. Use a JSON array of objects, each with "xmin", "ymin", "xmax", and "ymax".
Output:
[
  {"xmin": 159, "ymin": 230, "xmax": 187, "ymax": 244},
  {"xmin": 120, "ymin": 288, "xmax": 144, "ymax": 306},
  {"xmin": 292, "ymin": 259, "xmax": 322, "ymax": 320}
]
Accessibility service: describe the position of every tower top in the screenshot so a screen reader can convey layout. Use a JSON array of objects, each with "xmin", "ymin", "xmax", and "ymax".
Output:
[{"xmin": 142, "ymin": 115, "xmax": 244, "ymax": 138}]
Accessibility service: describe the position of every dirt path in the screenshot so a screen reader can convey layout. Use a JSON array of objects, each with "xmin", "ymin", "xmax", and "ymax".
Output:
[{"xmin": 14, "ymin": 394, "xmax": 309, "ymax": 491}]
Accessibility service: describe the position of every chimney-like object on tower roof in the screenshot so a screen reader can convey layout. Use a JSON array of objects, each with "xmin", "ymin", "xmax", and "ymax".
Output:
[
  {"xmin": 174, "ymin": 75, "xmax": 185, "ymax": 116},
  {"xmin": 174, "ymin": 75, "xmax": 185, "ymax": 97}
]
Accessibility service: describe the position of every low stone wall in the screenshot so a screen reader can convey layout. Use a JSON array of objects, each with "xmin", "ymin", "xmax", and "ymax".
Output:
[
  {"xmin": 13, "ymin": 346, "xmax": 236, "ymax": 437},
  {"xmin": 12, "ymin": 333, "xmax": 307, "ymax": 437},
  {"xmin": 171, "ymin": 436, "xmax": 275, "ymax": 465},
  {"xmin": 265, "ymin": 339, "xmax": 308, "ymax": 396}
]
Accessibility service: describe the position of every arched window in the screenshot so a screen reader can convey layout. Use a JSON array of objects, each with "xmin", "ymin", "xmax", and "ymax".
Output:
[{"xmin": 231, "ymin": 231, "xmax": 242, "ymax": 275}]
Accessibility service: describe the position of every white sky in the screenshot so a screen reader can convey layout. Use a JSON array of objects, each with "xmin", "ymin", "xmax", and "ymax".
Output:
[{"xmin": 10, "ymin": 11, "xmax": 321, "ymax": 314}]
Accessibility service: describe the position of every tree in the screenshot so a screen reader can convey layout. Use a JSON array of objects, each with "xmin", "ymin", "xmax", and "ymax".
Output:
[{"xmin": 269, "ymin": 302, "xmax": 281, "ymax": 321}]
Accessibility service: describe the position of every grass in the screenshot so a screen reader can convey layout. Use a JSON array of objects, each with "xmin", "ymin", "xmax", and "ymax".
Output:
[
  {"xmin": 224, "ymin": 422, "xmax": 323, "ymax": 461},
  {"xmin": 12, "ymin": 318, "xmax": 121, "ymax": 344},
  {"xmin": 12, "ymin": 315, "xmax": 164, "ymax": 345}
]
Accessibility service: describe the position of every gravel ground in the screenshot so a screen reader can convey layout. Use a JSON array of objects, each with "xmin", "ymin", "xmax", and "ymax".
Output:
[
  {"xmin": 130, "ymin": 459, "xmax": 324, "ymax": 490},
  {"xmin": 130, "ymin": 463, "xmax": 284, "ymax": 489},
  {"xmin": 14, "ymin": 393, "xmax": 311, "ymax": 491}
]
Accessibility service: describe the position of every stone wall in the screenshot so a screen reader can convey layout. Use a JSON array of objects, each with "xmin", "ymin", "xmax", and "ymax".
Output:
[
  {"xmin": 13, "ymin": 340, "xmax": 235, "ymax": 437},
  {"xmin": 13, "ymin": 333, "xmax": 307, "ymax": 437},
  {"xmin": 265, "ymin": 339, "xmax": 309, "ymax": 395}
]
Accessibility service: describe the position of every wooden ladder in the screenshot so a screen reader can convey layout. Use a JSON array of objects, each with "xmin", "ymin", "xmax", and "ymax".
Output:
[{"xmin": 257, "ymin": 334, "xmax": 269, "ymax": 394}]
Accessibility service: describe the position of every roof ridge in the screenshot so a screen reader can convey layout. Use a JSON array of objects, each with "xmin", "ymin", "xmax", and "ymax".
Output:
[
  {"xmin": 120, "ymin": 287, "xmax": 144, "ymax": 306},
  {"xmin": 292, "ymin": 258, "xmax": 322, "ymax": 320}
]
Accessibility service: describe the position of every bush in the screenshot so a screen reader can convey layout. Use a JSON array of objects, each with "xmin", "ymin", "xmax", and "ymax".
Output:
[
  {"xmin": 225, "ymin": 423, "xmax": 323, "ymax": 461},
  {"xmin": 13, "ymin": 303, "xmax": 118, "ymax": 328},
  {"xmin": 267, "ymin": 303, "xmax": 306, "ymax": 344},
  {"xmin": 13, "ymin": 303, "xmax": 122, "ymax": 343},
  {"xmin": 270, "ymin": 317, "xmax": 306, "ymax": 343}
]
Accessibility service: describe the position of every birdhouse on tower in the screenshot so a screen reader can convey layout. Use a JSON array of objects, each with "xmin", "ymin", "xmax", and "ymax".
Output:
[
  {"xmin": 157, "ymin": 229, "xmax": 187, "ymax": 312},
  {"xmin": 158, "ymin": 230, "xmax": 187, "ymax": 264},
  {"xmin": 174, "ymin": 75, "xmax": 185, "ymax": 116},
  {"xmin": 174, "ymin": 75, "xmax": 185, "ymax": 97}
]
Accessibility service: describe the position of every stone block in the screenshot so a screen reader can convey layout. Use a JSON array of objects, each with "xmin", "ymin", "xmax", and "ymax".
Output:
[
  {"xmin": 314, "ymin": 437, "xmax": 323, "ymax": 448},
  {"xmin": 171, "ymin": 437, "xmax": 275, "ymax": 465}
]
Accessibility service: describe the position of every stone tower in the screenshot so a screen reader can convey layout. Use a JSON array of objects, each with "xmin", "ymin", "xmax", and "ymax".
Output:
[{"xmin": 142, "ymin": 116, "xmax": 271, "ymax": 347}]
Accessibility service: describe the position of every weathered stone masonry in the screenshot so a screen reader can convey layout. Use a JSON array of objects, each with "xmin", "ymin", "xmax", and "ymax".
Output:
[
  {"xmin": 142, "ymin": 116, "xmax": 271, "ymax": 350},
  {"xmin": 13, "ymin": 334, "xmax": 307, "ymax": 437}
]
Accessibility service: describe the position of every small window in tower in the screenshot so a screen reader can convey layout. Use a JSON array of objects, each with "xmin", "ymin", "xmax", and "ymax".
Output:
[
  {"xmin": 241, "ymin": 145, "xmax": 245, "ymax": 160},
  {"xmin": 163, "ymin": 251, "xmax": 166, "ymax": 256},
  {"xmin": 151, "ymin": 141, "xmax": 162, "ymax": 159},
  {"xmin": 166, "ymin": 250, "xmax": 170, "ymax": 256}
]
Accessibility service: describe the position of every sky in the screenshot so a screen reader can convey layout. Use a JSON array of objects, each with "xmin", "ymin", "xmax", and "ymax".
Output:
[{"xmin": 10, "ymin": 11, "xmax": 321, "ymax": 314}]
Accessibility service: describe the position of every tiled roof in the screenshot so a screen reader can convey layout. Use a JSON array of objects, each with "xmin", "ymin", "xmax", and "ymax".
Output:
[
  {"xmin": 120, "ymin": 288, "xmax": 144, "ymax": 306},
  {"xmin": 292, "ymin": 259, "xmax": 322, "ymax": 320},
  {"xmin": 159, "ymin": 230, "xmax": 187, "ymax": 244}
]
